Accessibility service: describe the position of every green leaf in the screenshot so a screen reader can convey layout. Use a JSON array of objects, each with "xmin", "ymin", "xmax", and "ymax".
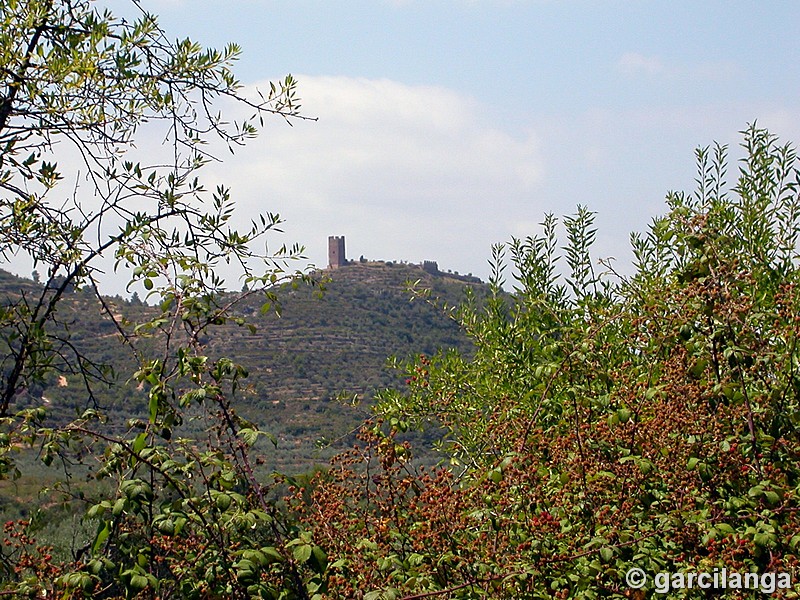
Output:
[
  {"xmin": 112, "ymin": 497, "xmax": 126, "ymax": 517},
  {"xmin": 132, "ymin": 432, "xmax": 147, "ymax": 455},
  {"xmin": 310, "ymin": 545, "xmax": 328, "ymax": 574},
  {"xmin": 92, "ymin": 521, "xmax": 110, "ymax": 555},
  {"xmin": 239, "ymin": 427, "xmax": 258, "ymax": 446},
  {"xmin": 715, "ymin": 523, "xmax": 735, "ymax": 535},
  {"xmin": 129, "ymin": 574, "xmax": 149, "ymax": 590},
  {"xmin": 262, "ymin": 547, "xmax": 284, "ymax": 564},
  {"xmin": 215, "ymin": 492, "xmax": 232, "ymax": 511},
  {"xmin": 148, "ymin": 394, "xmax": 159, "ymax": 424},
  {"xmin": 293, "ymin": 543, "xmax": 312, "ymax": 563},
  {"xmin": 753, "ymin": 532, "xmax": 774, "ymax": 548}
]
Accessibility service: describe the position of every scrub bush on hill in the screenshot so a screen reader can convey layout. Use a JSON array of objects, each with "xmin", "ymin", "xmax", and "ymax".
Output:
[{"xmin": 292, "ymin": 125, "xmax": 800, "ymax": 599}]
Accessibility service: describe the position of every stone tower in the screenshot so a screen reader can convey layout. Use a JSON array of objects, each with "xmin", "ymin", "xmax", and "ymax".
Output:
[
  {"xmin": 422, "ymin": 260, "xmax": 439, "ymax": 275},
  {"xmin": 328, "ymin": 235, "xmax": 346, "ymax": 269}
]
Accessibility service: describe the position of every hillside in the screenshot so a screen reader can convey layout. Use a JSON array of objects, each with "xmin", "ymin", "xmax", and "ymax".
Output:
[
  {"xmin": 0, "ymin": 261, "xmax": 480, "ymax": 472},
  {"xmin": 209, "ymin": 261, "xmax": 481, "ymax": 469}
]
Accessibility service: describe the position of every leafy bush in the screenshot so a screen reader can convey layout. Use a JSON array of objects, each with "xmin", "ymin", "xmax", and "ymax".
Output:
[{"xmin": 293, "ymin": 125, "xmax": 800, "ymax": 598}]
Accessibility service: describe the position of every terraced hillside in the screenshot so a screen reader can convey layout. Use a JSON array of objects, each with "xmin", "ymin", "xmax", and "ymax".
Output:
[
  {"xmin": 0, "ymin": 261, "xmax": 480, "ymax": 472},
  {"xmin": 209, "ymin": 261, "xmax": 478, "ymax": 470}
]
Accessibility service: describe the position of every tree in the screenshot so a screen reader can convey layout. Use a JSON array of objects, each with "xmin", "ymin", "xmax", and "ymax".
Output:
[
  {"xmin": 0, "ymin": 0, "xmax": 308, "ymax": 417},
  {"xmin": 293, "ymin": 125, "xmax": 800, "ymax": 598},
  {"xmin": 0, "ymin": 1, "xmax": 322, "ymax": 597}
]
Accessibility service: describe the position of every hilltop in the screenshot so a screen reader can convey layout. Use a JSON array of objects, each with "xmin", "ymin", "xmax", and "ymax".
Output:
[{"xmin": 0, "ymin": 260, "xmax": 482, "ymax": 472}]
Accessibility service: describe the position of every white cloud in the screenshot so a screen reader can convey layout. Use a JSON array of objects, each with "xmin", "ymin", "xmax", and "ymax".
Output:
[{"xmin": 205, "ymin": 75, "xmax": 544, "ymax": 277}]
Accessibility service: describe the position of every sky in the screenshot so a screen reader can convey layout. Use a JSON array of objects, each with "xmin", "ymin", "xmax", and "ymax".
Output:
[{"xmin": 13, "ymin": 0, "xmax": 800, "ymax": 289}]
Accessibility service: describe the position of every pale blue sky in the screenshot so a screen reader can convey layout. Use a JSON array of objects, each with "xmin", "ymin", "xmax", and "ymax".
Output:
[{"xmin": 73, "ymin": 1, "xmax": 800, "ymax": 283}]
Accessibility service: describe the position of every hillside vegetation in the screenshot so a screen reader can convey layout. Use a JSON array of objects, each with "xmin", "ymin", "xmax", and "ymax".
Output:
[
  {"xmin": 210, "ymin": 261, "xmax": 478, "ymax": 469},
  {"xmin": 0, "ymin": 261, "xmax": 478, "ymax": 473}
]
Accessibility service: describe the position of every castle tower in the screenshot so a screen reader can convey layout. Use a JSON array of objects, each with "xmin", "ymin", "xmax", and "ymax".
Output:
[
  {"xmin": 422, "ymin": 260, "xmax": 439, "ymax": 275},
  {"xmin": 328, "ymin": 236, "xmax": 346, "ymax": 269}
]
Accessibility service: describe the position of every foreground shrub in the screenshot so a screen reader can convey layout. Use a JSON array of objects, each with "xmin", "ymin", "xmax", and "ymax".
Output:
[{"xmin": 295, "ymin": 125, "xmax": 800, "ymax": 599}]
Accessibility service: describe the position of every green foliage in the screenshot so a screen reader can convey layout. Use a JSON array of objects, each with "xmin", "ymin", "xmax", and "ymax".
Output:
[
  {"xmin": 0, "ymin": 0, "xmax": 321, "ymax": 597},
  {"xmin": 296, "ymin": 125, "xmax": 800, "ymax": 598},
  {"xmin": 3, "ymin": 5, "xmax": 800, "ymax": 598}
]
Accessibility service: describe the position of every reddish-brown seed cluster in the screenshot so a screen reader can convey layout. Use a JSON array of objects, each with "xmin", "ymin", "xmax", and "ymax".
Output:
[
  {"xmin": 2, "ymin": 519, "xmax": 65, "ymax": 590},
  {"xmin": 286, "ymin": 237, "xmax": 800, "ymax": 598}
]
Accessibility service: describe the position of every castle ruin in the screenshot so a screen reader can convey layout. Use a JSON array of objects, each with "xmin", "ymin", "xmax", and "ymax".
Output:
[
  {"xmin": 422, "ymin": 260, "xmax": 439, "ymax": 275},
  {"xmin": 328, "ymin": 236, "xmax": 346, "ymax": 269}
]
